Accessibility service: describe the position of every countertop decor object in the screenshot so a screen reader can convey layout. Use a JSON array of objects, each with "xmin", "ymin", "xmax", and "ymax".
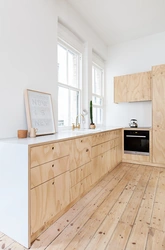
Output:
[
  {"xmin": 17, "ymin": 130, "xmax": 28, "ymax": 138},
  {"xmin": 90, "ymin": 100, "xmax": 95, "ymax": 129},
  {"xmin": 24, "ymin": 89, "xmax": 55, "ymax": 136}
]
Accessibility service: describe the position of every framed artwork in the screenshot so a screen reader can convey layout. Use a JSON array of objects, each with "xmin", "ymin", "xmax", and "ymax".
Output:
[{"xmin": 24, "ymin": 89, "xmax": 55, "ymax": 136}]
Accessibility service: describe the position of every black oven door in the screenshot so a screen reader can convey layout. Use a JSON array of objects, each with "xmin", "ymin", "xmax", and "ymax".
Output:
[{"xmin": 124, "ymin": 130, "xmax": 149, "ymax": 155}]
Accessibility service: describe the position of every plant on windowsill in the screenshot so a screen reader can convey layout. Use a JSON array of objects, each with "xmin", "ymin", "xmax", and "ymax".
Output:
[{"xmin": 90, "ymin": 100, "xmax": 96, "ymax": 129}]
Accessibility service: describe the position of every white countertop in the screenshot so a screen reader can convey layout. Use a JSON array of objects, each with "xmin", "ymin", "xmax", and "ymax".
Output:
[{"xmin": 0, "ymin": 126, "xmax": 122, "ymax": 146}]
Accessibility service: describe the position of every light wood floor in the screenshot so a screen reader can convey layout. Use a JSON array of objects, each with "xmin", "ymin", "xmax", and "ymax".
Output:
[{"xmin": 1, "ymin": 163, "xmax": 165, "ymax": 250}]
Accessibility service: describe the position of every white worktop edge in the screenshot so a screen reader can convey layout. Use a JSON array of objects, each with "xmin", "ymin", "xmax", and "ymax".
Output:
[{"xmin": 0, "ymin": 127, "xmax": 122, "ymax": 145}]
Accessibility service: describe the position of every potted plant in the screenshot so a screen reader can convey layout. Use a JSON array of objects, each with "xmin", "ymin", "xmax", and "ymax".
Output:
[{"xmin": 90, "ymin": 100, "xmax": 96, "ymax": 129}]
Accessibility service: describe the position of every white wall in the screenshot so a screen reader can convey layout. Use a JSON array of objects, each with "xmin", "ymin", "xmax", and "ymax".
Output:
[
  {"xmin": 106, "ymin": 31, "xmax": 165, "ymax": 127},
  {"xmin": 0, "ymin": 0, "xmax": 107, "ymax": 139}
]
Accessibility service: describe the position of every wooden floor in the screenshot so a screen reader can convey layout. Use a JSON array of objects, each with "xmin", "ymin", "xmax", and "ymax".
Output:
[{"xmin": 1, "ymin": 163, "xmax": 165, "ymax": 250}]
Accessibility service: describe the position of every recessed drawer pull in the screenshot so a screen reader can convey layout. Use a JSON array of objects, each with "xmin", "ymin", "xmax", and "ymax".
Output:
[
  {"xmin": 52, "ymin": 164, "xmax": 54, "ymax": 167},
  {"xmin": 52, "ymin": 182, "xmax": 54, "ymax": 185},
  {"xmin": 81, "ymin": 140, "xmax": 83, "ymax": 143},
  {"xmin": 52, "ymin": 147, "xmax": 54, "ymax": 150},
  {"xmin": 86, "ymin": 149, "xmax": 89, "ymax": 152}
]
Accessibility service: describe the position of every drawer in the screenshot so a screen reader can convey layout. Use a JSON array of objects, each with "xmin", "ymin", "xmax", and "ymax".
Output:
[
  {"xmin": 70, "ymin": 161, "xmax": 91, "ymax": 187},
  {"xmin": 91, "ymin": 133, "xmax": 105, "ymax": 146},
  {"xmin": 92, "ymin": 141, "xmax": 110, "ymax": 158},
  {"xmin": 70, "ymin": 136, "xmax": 91, "ymax": 170},
  {"xmin": 31, "ymin": 156, "xmax": 69, "ymax": 188},
  {"xmin": 114, "ymin": 137, "xmax": 121, "ymax": 147},
  {"xmin": 109, "ymin": 131, "xmax": 116, "ymax": 140},
  {"xmin": 92, "ymin": 144, "xmax": 102, "ymax": 158},
  {"xmin": 109, "ymin": 139, "xmax": 115, "ymax": 149},
  {"xmin": 30, "ymin": 141, "xmax": 70, "ymax": 168}
]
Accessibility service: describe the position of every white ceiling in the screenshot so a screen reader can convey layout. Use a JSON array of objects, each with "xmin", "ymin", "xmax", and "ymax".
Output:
[{"xmin": 67, "ymin": 0, "xmax": 165, "ymax": 45}]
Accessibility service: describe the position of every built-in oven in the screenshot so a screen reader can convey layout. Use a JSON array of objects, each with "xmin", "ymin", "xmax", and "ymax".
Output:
[{"xmin": 124, "ymin": 130, "xmax": 149, "ymax": 155}]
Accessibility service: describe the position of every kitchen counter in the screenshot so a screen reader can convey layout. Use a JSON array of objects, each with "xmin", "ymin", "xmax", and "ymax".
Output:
[
  {"xmin": 0, "ymin": 126, "xmax": 122, "ymax": 248},
  {"xmin": 0, "ymin": 126, "xmax": 122, "ymax": 146}
]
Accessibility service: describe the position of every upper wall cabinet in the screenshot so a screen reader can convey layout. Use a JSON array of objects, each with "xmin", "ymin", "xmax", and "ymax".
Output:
[{"xmin": 114, "ymin": 71, "xmax": 151, "ymax": 103}]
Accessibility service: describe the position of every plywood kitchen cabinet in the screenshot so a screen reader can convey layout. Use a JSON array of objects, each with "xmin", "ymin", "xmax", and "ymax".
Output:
[
  {"xmin": 0, "ymin": 128, "xmax": 122, "ymax": 248},
  {"xmin": 69, "ymin": 136, "xmax": 92, "ymax": 202},
  {"xmin": 91, "ymin": 129, "xmax": 122, "ymax": 185},
  {"xmin": 69, "ymin": 136, "xmax": 91, "ymax": 171},
  {"xmin": 152, "ymin": 64, "xmax": 165, "ymax": 164},
  {"xmin": 114, "ymin": 71, "xmax": 151, "ymax": 103},
  {"xmin": 114, "ymin": 75, "xmax": 128, "ymax": 103},
  {"xmin": 30, "ymin": 142, "xmax": 70, "ymax": 241}
]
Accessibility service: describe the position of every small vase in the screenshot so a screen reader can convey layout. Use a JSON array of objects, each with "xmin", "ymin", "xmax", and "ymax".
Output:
[{"xmin": 90, "ymin": 124, "xmax": 96, "ymax": 129}]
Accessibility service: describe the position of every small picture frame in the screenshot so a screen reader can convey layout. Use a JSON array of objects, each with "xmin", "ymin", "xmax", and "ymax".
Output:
[{"xmin": 24, "ymin": 89, "xmax": 55, "ymax": 136}]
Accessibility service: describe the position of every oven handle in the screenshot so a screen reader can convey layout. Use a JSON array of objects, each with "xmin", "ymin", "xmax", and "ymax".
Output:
[{"xmin": 126, "ymin": 135, "xmax": 146, "ymax": 138}]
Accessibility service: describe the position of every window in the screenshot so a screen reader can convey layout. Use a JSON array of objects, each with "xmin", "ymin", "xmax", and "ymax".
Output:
[
  {"xmin": 58, "ymin": 40, "xmax": 82, "ymax": 127},
  {"xmin": 92, "ymin": 63, "xmax": 104, "ymax": 125}
]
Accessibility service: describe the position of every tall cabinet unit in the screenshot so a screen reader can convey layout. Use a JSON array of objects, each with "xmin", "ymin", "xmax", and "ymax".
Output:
[{"xmin": 152, "ymin": 64, "xmax": 165, "ymax": 164}]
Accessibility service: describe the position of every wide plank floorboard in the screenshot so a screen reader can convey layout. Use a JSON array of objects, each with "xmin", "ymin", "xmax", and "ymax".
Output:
[{"xmin": 1, "ymin": 163, "xmax": 165, "ymax": 250}]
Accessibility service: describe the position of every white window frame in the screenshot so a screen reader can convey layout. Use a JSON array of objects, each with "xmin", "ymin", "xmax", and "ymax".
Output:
[
  {"xmin": 58, "ymin": 38, "xmax": 82, "ymax": 128},
  {"xmin": 92, "ymin": 62, "xmax": 104, "ymax": 126}
]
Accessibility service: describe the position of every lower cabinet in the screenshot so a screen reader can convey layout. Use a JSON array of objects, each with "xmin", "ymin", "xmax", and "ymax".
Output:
[
  {"xmin": 70, "ymin": 161, "xmax": 92, "ymax": 202},
  {"xmin": 153, "ymin": 129, "xmax": 165, "ymax": 164},
  {"xmin": 30, "ymin": 129, "xmax": 122, "ymax": 245},
  {"xmin": 31, "ymin": 171, "xmax": 70, "ymax": 240},
  {"xmin": 91, "ymin": 130, "xmax": 122, "ymax": 185}
]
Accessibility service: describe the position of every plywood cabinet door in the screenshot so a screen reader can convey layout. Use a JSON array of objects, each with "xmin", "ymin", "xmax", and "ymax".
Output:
[
  {"xmin": 31, "ymin": 178, "xmax": 57, "ymax": 237},
  {"xmin": 114, "ymin": 75, "xmax": 128, "ymax": 103},
  {"xmin": 114, "ymin": 71, "xmax": 151, "ymax": 103},
  {"xmin": 31, "ymin": 171, "xmax": 70, "ymax": 238},
  {"xmin": 127, "ymin": 72, "xmax": 151, "ymax": 102},
  {"xmin": 153, "ymin": 129, "xmax": 165, "ymax": 164},
  {"xmin": 152, "ymin": 72, "xmax": 165, "ymax": 130},
  {"xmin": 152, "ymin": 67, "xmax": 165, "ymax": 164},
  {"xmin": 70, "ymin": 136, "xmax": 91, "ymax": 170},
  {"xmin": 55, "ymin": 171, "xmax": 70, "ymax": 211}
]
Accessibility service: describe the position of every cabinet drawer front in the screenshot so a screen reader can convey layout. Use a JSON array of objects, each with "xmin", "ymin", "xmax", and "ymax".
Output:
[
  {"xmin": 92, "ymin": 144, "xmax": 102, "ymax": 158},
  {"xmin": 70, "ymin": 136, "xmax": 91, "ymax": 170},
  {"xmin": 70, "ymin": 162, "xmax": 91, "ymax": 187},
  {"xmin": 31, "ymin": 141, "xmax": 70, "ymax": 168},
  {"xmin": 31, "ymin": 156, "xmax": 69, "ymax": 188},
  {"xmin": 92, "ymin": 141, "xmax": 110, "ymax": 158},
  {"xmin": 114, "ymin": 137, "xmax": 121, "ymax": 147},
  {"xmin": 109, "ymin": 139, "xmax": 115, "ymax": 149},
  {"xmin": 109, "ymin": 131, "xmax": 115, "ymax": 140},
  {"xmin": 91, "ymin": 133, "xmax": 105, "ymax": 146}
]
